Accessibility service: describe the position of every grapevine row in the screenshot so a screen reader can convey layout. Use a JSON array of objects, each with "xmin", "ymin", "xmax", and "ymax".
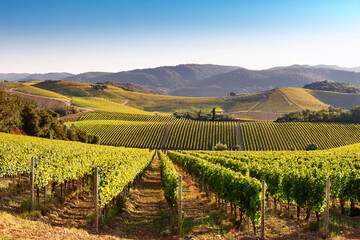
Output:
[
  {"xmin": 184, "ymin": 146, "xmax": 360, "ymax": 216},
  {"xmin": 73, "ymin": 120, "xmax": 168, "ymax": 148},
  {"xmin": 167, "ymin": 151, "xmax": 262, "ymax": 226},
  {"xmin": 158, "ymin": 151, "xmax": 179, "ymax": 209},
  {"xmin": 164, "ymin": 119, "xmax": 237, "ymax": 150},
  {"xmin": 0, "ymin": 132, "xmax": 153, "ymax": 208},
  {"xmin": 240, "ymin": 122, "xmax": 360, "ymax": 151},
  {"xmin": 79, "ymin": 111, "xmax": 175, "ymax": 122}
]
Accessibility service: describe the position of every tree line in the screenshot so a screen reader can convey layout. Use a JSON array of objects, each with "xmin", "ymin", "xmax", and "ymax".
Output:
[
  {"xmin": 277, "ymin": 107, "xmax": 360, "ymax": 123},
  {"xmin": 0, "ymin": 90, "xmax": 100, "ymax": 144}
]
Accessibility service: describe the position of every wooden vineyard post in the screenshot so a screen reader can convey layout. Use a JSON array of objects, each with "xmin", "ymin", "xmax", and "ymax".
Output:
[
  {"xmin": 247, "ymin": 216, "xmax": 250, "ymax": 234},
  {"xmin": 30, "ymin": 157, "xmax": 35, "ymax": 211},
  {"xmin": 178, "ymin": 175, "xmax": 183, "ymax": 233},
  {"xmin": 94, "ymin": 167, "xmax": 99, "ymax": 234},
  {"xmin": 44, "ymin": 185, "xmax": 47, "ymax": 204},
  {"xmin": 261, "ymin": 180, "xmax": 266, "ymax": 239},
  {"xmin": 325, "ymin": 178, "xmax": 330, "ymax": 232}
]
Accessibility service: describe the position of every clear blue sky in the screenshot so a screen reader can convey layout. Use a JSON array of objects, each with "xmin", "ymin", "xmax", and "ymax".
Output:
[{"xmin": 1, "ymin": 0, "xmax": 359, "ymax": 73}]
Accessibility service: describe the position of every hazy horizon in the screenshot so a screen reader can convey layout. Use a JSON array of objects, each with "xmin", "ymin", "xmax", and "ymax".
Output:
[
  {"xmin": 1, "ymin": 63, "xmax": 360, "ymax": 75},
  {"xmin": 1, "ymin": 0, "xmax": 359, "ymax": 74}
]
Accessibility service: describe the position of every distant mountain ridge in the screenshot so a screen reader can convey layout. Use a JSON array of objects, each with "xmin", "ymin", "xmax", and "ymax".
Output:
[
  {"xmin": 0, "ymin": 72, "xmax": 73, "ymax": 81},
  {"xmin": 84, "ymin": 64, "xmax": 240, "ymax": 91},
  {"xmin": 2, "ymin": 64, "xmax": 360, "ymax": 97},
  {"xmin": 270, "ymin": 64, "xmax": 360, "ymax": 72},
  {"xmin": 172, "ymin": 66, "xmax": 360, "ymax": 97}
]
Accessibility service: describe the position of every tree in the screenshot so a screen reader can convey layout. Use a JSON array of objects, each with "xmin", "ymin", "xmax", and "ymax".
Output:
[
  {"xmin": 228, "ymin": 92, "xmax": 236, "ymax": 96},
  {"xmin": 212, "ymin": 107, "xmax": 216, "ymax": 121},
  {"xmin": 21, "ymin": 101, "xmax": 40, "ymax": 136},
  {"xmin": 214, "ymin": 142, "xmax": 227, "ymax": 151},
  {"xmin": 305, "ymin": 143, "xmax": 318, "ymax": 151},
  {"xmin": 351, "ymin": 106, "xmax": 360, "ymax": 123},
  {"xmin": 0, "ymin": 91, "xmax": 24, "ymax": 132}
]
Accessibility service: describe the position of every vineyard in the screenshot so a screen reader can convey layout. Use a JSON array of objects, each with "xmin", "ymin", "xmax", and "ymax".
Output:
[
  {"xmin": 164, "ymin": 118, "xmax": 238, "ymax": 150},
  {"xmin": 79, "ymin": 111, "xmax": 174, "ymax": 122},
  {"xmin": 166, "ymin": 143, "xmax": 360, "ymax": 229},
  {"xmin": 240, "ymin": 122, "xmax": 360, "ymax": 151},
  {"xmin": 2, "ymin": 130, "xmax": 360, "ymax": 238},
  {"xmin": 73, "ymin": 111, "xmax": 360, "ymax": 151},
  {"xmin": 73, "ymin": 120, "xmax": 169, "ymax": 148},
  {"xmin": 71, "ymin": 97, "xmax": 149, "ymax": 114},
  {"xmin": 0, "ymin": 132, "xmax": 153, "ymax": 209}
]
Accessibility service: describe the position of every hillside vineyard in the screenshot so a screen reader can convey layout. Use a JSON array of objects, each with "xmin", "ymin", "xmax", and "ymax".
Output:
[{"xmin": 71, "ymin": 111, "xmax": 360, "ymax": 150}]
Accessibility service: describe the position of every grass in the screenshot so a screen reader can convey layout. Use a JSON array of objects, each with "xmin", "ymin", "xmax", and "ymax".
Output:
[
  {"xmin": 280, "ymin": 87, "xmax": 329, "ymax": 110},
  {"xmin": 103, "ymin": 199, "xmax": 125, "ymax": 225},
  {"xmin": 33, "ymin": 80, "xmax": 94, "ymax": 97},
  {"xmin": 225, "ymin": 92, "xmax": 265, "ymax": 112},
  {"xmin": 16, "ymin": 85, "xmax": 70, "ymax": 99},
  {"xmin": 106, "ymin": 86, "xmax": 227, "ymax": 113},
  {"xmin": 309, "ymin": 89, "xmax": 360, "ymax": 110},
  {"xmin": 32, "ymin": 80, "xmax": 228, "ymax": 113},
  {"xmin": 229, "ymin": 111, "xmax": 285, "ymax": 121},
  {"xmin": 5, "ymin": 81, "xmax": 70, "ymax": 99},
  {"xmin": 21, "ymin": 80, "xmax": 342, "ymax": 114},
  {"xmin": 71, "ymin": 97, "xmax": 150, "ymax": 114},
  {"xmin": 328, "ymin": 213, "xmax": 359, "ymax": 236},
  {"xmin": 253, "ymin": 89, "xmax": 300, "ymax": 113}
]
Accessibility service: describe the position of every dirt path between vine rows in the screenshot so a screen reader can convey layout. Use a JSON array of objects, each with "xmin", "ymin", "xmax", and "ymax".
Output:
[
  {"xmin": 109, "ymin": 157, "xmax": 178, "ymax": 239},
  {"xmin": 174, "ymin": 165, "xmax": 239, "ymax": 239}
]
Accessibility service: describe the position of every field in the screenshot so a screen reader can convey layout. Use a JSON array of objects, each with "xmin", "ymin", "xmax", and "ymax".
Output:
[
  {"xmin": 5, "ymin": 82, "xmax": 70, "ymax": 99},
  {"xmin": 253, "ymin": 89, "xmax": 300, "ymax": 113},
  {"xmin": 7, "ymin": 90, "xmax": 70, "ymax": 109},
  {"xmin": 228, "ymin": 111, "xmax": 284, "ymax": 121},
  {"xmin": 28, "ymin": 80, "xmax": 346, "ymax": 119},
  {"xmin": 71, "ymin": 97, "xmax": 150, "ymax": 114},
  {"xmin": 3, "ymin": 80, "xmax": 360, "ymax": 239},
  {"xmin": 164, "ymin": 119, "xmax": 238, "ymax": 150},
  {"xmin": 79, "ymin": 111, "xmax": 174, "ymax": 122},
  {"xmin": 224, "ymin": 92, "xmax": 266, "ymax": 112},
  {"xmin": 309, "ymin": 90, "xmax": 360, "ymax": 110},
  {"xmin": 240, "ymin": 122, "xmax": 360, "ymax": 151},
  {"xmin": 280, "ymin": 87, "xmax": 329, "ymax": 110},
  {"xmin": 70, "ymin": 112, "xmax": 360, "ymax": 151},
  {"xmin": 73, "ymin": 120, "xmax": 169, "ymax": 148},
  {"xmin": 2, "ymin": 132, "xmax": 360, "ymax": 239}
]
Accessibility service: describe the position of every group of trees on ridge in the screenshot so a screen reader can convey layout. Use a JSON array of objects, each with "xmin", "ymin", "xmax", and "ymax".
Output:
[
  {"xmin": 0, "ymin": 89, "xmax": 100, "ymax": 144},
  {"xmin": 174, "ymin": 108, "xmax": 235, "ymax": 121},
  {"xmin": 277, "ymin": 107, "xmax": 360, "ymax": 123}
]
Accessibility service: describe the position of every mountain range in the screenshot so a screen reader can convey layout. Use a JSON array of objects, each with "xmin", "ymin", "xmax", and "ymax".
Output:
[{"xmin": 1, "ymin": 64, "xmax": 360, "ymax": 97}]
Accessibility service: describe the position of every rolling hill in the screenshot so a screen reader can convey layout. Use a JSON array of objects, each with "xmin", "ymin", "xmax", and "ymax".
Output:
[
  {"xmin": 303, "ymin": 80, "xmax": 360, "ymax": 93},
  {"xmin": 7, "ymin": 79, "xmax": 360, "ymax": 120},
  {"xmin": 177, "ymin": 67, "xmax": 360, "ymax": 97}
]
